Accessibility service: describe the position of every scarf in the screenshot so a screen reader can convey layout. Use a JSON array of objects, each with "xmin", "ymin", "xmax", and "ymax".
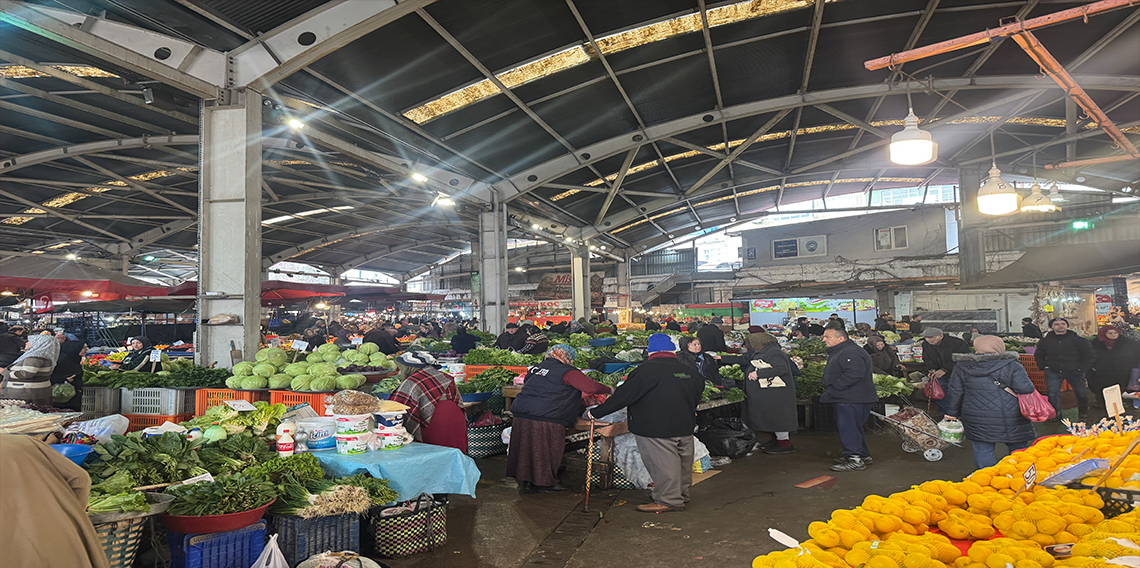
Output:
[
  {"xmin": 972, "ymin": 335, "xmax": 1006, "ymax": 355},
  {"xmin": 10, "ymin": 334, "xmax": 60, "ymax": 368},
  {"xmin": 1097, "ymin": 326, "xmax": 1117, "ymax": 349}
]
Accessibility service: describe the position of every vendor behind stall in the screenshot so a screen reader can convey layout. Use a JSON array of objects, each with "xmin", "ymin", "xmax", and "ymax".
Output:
[
  {"xmin": 111, "ymin": 336, "xmax": 161, "ymax": 372},
  {"xmin": 0, "ymin": 333, "xmax": 58, "ymax": 406},
  {"xmin": 509, "ymin": 344, "xmax": 612, "ymax": 493},
  {"xmin": 388, "ymin": 352, "xmax": 463, "ymax": 445},
  {"xmin": 51, "ymin": 333, "xmax": 86, "ymax": 411},
  {"xmin": 677, "ymin": 336, "xmax": 722, "ymax": 385}
]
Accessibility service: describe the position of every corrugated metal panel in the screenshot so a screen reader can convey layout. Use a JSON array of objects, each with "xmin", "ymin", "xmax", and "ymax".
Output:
[{"xmin": 196, "ymin": 0, "xmax": 326, "ymax": 35}]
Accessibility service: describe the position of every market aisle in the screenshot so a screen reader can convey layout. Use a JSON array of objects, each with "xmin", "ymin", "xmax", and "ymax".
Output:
[{"xmin": 385, "ymin": 422, "xmax": 1066, "ymax": 567}]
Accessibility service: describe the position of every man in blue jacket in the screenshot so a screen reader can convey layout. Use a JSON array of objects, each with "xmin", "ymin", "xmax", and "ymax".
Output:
[{"xmin": 821, "ymin": 328, "xmax": 878, "ymax": 472}]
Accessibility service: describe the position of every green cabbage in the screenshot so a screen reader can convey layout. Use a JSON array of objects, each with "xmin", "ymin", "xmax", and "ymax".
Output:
[
  {"xmin": 268, "ymin": 374, "xmax": 292, "ymax": 389},
  {"xmin": 306, "ymin": 352, "xmax": 324, "ymax": 363},
  {"xmin": 255, "ymin": 347, "xmax": 272, "ymax": 362},
  {"xmin": 369, "ymin": 353, "xmax": 388, "ymax": 364},
  {"xmin": 232, "ymin": 361, "xmax": 255, "ymax": 377},
  {"xmin": 308, "ymin": 362, "xmax": 336, "ymax": 377},
  {"xmin": 309, "ymin": 376, "xmax": 336, "ymax": 392},
  {"xmin": 225, "ymin": 375, "xmax": 244, "ymax": 389},
  {"xmin": 283, "ymin": 362, "xmax": 310, "ymax": 377},
  {"xmin": 359, "ymin": 342, "xmax": 379, "ymax": 355},
  {"xmin": 241, "ymin": 375, "xmax": 268, "ymax": 390},
  {"xmin": 52, "ymin": 382, "xmax": 76, "ymax": 403},
  {"xmin": 322, "ymin": 352, "xmax": 339, "ymax": 363},
  {"xmin": 264, "ymin": 348, "xmax": 288, "ymax": 367},
  {"xmin": 290, "ymin": 375, "xmax": 312, "ymax": 391},
  {"xmin": 335, "ymin": 376, "xmax": 358, "ymax": 390},
  {"xmin": 317, "ymin": 343, "xmax": 340, "ymax": 354},
  {"xmin": 252, "ymin": 362, "xmax": 277, "ymax": 377}
]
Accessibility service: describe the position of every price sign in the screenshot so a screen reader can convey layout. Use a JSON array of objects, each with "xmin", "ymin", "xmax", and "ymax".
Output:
[
  {"xmin": 182, "ymin": 472, "xmax": 214, "ymax": 485},
  {"xmin": 1022, "ymin": 463, "xmax": 1037, "ymax": 491},
  {"xmin": 224, "ymin": 399, "xmax": 258, "ymax": 411},
  {"xmin": 1103, "ymin": 384, "xmax": 1124, "ymax": 417},
  {"xmin": 149, "ymin": 350, "xmax": 162, "ymax": 362},
  {"xmin": 291, "ymin": 340, "xmax": 309, "ymax": 351},
  {"xmin": 351, "ymin": 336, "xmax": 363, "ymax": 345}
]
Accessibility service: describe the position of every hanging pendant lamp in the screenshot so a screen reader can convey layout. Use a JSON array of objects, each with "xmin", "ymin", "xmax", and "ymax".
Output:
[
  {"xmin": 1020, "ymin": 182, "xmax": 1057, "ymax": 212},
  {"xmin": 976, "ymin": 164, "xmax": 1019, "ymax": 215},
  {"xmin": 889, "ymin": 109, "xmax": 938, "ymax": 166}
]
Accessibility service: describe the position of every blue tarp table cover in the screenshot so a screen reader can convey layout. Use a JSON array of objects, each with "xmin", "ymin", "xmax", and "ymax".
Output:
[{"xmin": 313, "ymin": 443, "xmax": 480, "ymax": 501}]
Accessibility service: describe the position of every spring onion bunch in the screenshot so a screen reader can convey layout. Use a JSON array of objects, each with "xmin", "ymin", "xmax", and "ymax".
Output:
[{"xmin": 271, "ymin": 479, "xmax": 373, "ymax": 519}]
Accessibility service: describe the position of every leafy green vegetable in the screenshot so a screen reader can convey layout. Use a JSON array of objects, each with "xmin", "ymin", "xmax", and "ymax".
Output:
[
  {"xmin": 334, "ymin": 473, "xmax": 399, "ymax": 506},
  {"xmin": 198, "ymin": 433, "xmax": 276, "ymax": 475},
  {"xmin": 84, "ymin": 370, "xmax": 162, "ymax": 389},
  {"xmin": 794, "ymin": 361, "xmax": 826, "ymax": 400},
  {"xmin": 701, "ymin": 381, "xmax": 720, "ymax": 403},
  {"xmin": 371, "ymin": 374, "xmax": 403, "ymax": 394},
  {"xmin": 458, "ymin": 366, "xmax": 517, "ymax": 394},
  {"xmin": 787, "ymin": 337, "xmax": 827, "ymax": 359},
  {"xmin": 873, "ymin": 373, "xmax": 914, "ymax": 399},
  {"xmin": 271, "ymin": 479, "xmax": 373, "ymax": 519},
  {"xmin": 567, "ymin": 333, "xmax": 591, "ymax": 348},
  {"xmin": 88, "ymin": 492, "xmax": 150, "ymax": 514},
  {"xmin": 165, "ymin": 475, "xmax": 276, "ymax": 516},
  {"xmin": 725, "ymin": 387, "xmax": 745, "ymax": 402},
  {"xmin": 461, "ymin": 348, "xmax": 542, "ymax": 366},
  {"xmin": 244, "ymin": 453, "xmax": 325, "ymax": 485},
  {"xmin": 718, "ymin": 364, "xmax": 744, "ymax": 382},
  {"xmin": 88, "ymin": 432, "xmax": 209, "ymax": 486},
  {"xmin": 158, "ymin": 366, "xmax": 230, "ymax": 388}
]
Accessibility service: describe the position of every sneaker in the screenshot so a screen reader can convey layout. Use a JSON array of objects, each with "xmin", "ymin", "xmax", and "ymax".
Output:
[
  {"xmin": 758, "ymin": 439, "xmax": 779, "ymax": 450},
  {"xmin": 833, "ymin": 455, "xmax": 873, "ymax": 465},
  {"xmin": 831, "ymin": 457, "xmax": 866, "ymax": 472}
]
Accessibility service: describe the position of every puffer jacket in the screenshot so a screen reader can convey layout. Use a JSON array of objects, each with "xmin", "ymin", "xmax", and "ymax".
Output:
[{"xmin": 942, "ymin": 352, "xmax": 1036, "ymax": 444}]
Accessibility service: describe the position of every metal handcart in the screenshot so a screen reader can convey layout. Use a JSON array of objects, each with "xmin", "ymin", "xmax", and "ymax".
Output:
[{"xmin": 871, "ymin": 395, "xmax": 963, "ymax": 461}]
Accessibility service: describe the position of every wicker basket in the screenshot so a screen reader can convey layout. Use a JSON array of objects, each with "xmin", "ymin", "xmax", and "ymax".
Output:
[{"xmin": 94, "ymin": 517, "xmax": 147, "ymax": 568}]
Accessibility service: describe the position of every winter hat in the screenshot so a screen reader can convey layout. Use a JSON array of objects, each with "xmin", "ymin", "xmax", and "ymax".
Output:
[
  {"xmin": 647, "ymin": 333, "xmax": 675, "ymax": 353},
  {"xmin": 921, "ymin": 327, "xmax": 943, "ymax": 338},
  {"xmin": 397, "ymin": 351, "xmax": 437, "ymax": 368}
]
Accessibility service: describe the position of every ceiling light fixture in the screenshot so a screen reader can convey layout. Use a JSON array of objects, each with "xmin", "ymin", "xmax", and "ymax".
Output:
[
  {"xmin": 977, "ymin": 132, "xmax": 1018, "ymax": 215},
  {"xmin": 514, "ymin": 267, "xmax": 524, "ymax": 272},
  {"xmin": 315, "ymin": 303, "xmax": 327, "ymax": 310},
  {"xmin": 1021, "ymin": 152, "xmax": 1056, "ymax": 213},
  {"xmin": 411, "ymin": 172, "xmax": 429, "ymax": 183},
  {"xmin": 287, "ymin": 119, "xmax": 304, "ymax": 130},
  {"xmin": 82, "ymin": 290, "xmax": 93, "ymax": 296},
  {"xmin": 66, "ymin": 253, "xmax": 77, "ymax": 260},
  {"xmin": 431, "ymin": 193, "xmax": 455, "ymax": 207},
  {"xmin": 889, "ymin": 100, "xmax": 937, "ymax": 166},
  {"xmin": 1, "ymin": 291, "xmax": 12, "ymax": 296},
  {"xmin": 531, "ymin": 224, "xmax": 541, "ymax": 230},
  {"xmin": 1047, "ymin": 183, "xmax": 1065, "ymax": 203}
]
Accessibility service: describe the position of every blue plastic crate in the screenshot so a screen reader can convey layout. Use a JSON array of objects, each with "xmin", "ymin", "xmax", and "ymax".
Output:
[
  {"xmin": 588, "ymin": 337, "xmax": 616, "ymax": 347},
  {"xmin": 166, "ymin": 521, "xmax": 266, "ymax": 568},
  {"xmin": 271, "ymin": 514, "xmax": 359, "ymax": 567},
  {"xmin": 602, "ymin": 362, "xmax": 633, "ymax": 374}
]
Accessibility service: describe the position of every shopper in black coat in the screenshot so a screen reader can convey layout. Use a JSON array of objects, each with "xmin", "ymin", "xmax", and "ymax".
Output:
[
  {"xmin": 865, "ymin": 335, "xmax": 905, "ymax": 377},
  {"xmin": 645, "ymin": 319, "xmax": 661, "ymax": 331},
  {"xmin": 1021, "ymin": 318, "xmax": 1043, "ymax": 339},
  {"xmin": 676, "ymin": 336, "xmax": 722, "ymax": 385},
  {"xmin": 449, "ymin": 327, "xmax": 480, "ymax": 355},
  {"xmin": 1090, "ymin": 326, "xmax": 1140, "ymax": 404},
  {"xmin": 942, "ymin": 335, "xmax": 1037, "ymax": 469},
  {"xmin": 1034, "ymin": 318, "xmax": 1093, "ymax": 419},
  {"xmin": 741, "ymin": 333, "xmax": 799, "ymax": 454},
  {"xmin": 695, "ymin": 321, "xmax": 728, "ymax": 353},
  {"xmin": 821, "ymin": 329, "xmax": 877, "ymax": 471},
  {"xmin": 921, "ymin": 328, "xmax": 970, "ymax": 414}
]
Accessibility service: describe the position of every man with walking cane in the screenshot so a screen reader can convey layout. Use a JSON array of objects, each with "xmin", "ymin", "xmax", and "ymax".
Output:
[{"xmin": 586, "ymin": 334, "xmax": 704, "ymax": 513}]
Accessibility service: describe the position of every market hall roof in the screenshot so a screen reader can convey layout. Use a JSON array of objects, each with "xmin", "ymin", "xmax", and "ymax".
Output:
[{"xmin": 0, "ymin": 0, "xmax": 1137, "ymax": 279}]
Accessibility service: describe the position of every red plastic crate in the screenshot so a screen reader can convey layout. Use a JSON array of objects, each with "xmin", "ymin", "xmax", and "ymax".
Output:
[
  {"xmin": 1027, "ymin": 370, "xmax": 1071, "ymax": 393},
  {"xmin": 195, "ymin": 389, "xmax": 271, "ymax": 416},
  {"xmin": 124, "ymin": 413, "xmax": 193, "ymax": 432},
  {"xmin": 270, "ymin": 390, "xmax": 331, "ymax": 416}
]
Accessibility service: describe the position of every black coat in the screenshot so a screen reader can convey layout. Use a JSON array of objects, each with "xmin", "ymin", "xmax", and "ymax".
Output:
[
  {"xmin": 742, "ymin": 343, "xmax": 798, "ymax": 433},
  {"xmin": 665, "ymin": 321, "xmax": 682, "ymax": 332},
  {"xmin": 696, "ymin": 324, "xmax": 728, "ymax": 353},
  {"xmin": 923, "ymin": 335, "xmax": 970, "ymax": 375},
  {"xmin": 1034, "ymin": 331, "xmax": 1095, "ymax": 373},
  {"xmin": 942, "ymin": 352, "xmax": 1036, "ymax": 444},
  {"xmin": 820, "ymin": 339, "xmax": 877, "ymax": 404},
  {"xmin": 1090, "ymin": 337, "xmax": 1140, "ymax": 391},
  {"xmin": 590, "ymin": 353, "xmax": 704, "ymax": 438},
  {"xmin": 1021, "ymin": 323, "xmax": 1043, "ymax": 339},
  {"xmin": 677, "ymin": 350, "xmax": 722, "ymax": 385},
  {"xmin": 865, "ymin": 344, "xmax": 902, "ymax": 376},
  {"xmin": 494, "ymin": 330, "xmax": 527, "ymax": 351},
  {"xmin": 645, "ymin": 321, "xmax": 661, "ymax": 331},
  {"xmin": 449, "ymin": 332, "xmax": 480, "ymax": 354}
]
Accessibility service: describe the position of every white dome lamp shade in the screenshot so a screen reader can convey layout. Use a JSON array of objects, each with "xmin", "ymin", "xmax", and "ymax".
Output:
[
  {"xmin": 976, "ymin": 165, "xmax": 1019, "ymax": 215},
  {"xmin": 889, "ymin": 110, "xmax": 937, "ymax": 166},
  {"xmin": 1020, "ymin": 182, "xmax": 1057, "ymax": 212}
]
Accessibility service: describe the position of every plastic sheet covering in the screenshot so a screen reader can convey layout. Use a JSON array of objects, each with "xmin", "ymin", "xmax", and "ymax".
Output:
[
  {"xmin": 313, "ymin": 442, "xmax": 479, "ymax": 501},
  {"xmin": 590, "ymin": 409, "xmax": 710, "ymax": 489}
]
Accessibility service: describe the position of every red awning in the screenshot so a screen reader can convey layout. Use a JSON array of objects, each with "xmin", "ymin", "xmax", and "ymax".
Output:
[{"xmin": 0, "ymin": 257, "xmax": 169, "ymax": 301}]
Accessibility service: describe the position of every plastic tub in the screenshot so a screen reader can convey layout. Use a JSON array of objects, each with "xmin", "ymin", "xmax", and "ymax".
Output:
[
  {"xmin": 333, "ymin": 413, "xmax": 374, "ymax": 434},
  {"xmin": 375, "ymin": 409, "xmax": 407, "ymax": 428},
  {"xmin": 158, "ymin": 500, "xmax": 274, "ymax": 535},
  {"xmin": 50, "ymin": 443, "xmax": 95, "ymax": 466},
  {"xmin": 296, "ymin": 417, "xmax": 335, "ymax": 451},
  {"xmin": 335, "ymin": 433, "xmax": 370, "ymax": 455}
]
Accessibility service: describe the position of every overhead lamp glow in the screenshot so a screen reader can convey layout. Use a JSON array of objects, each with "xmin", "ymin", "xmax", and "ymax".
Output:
[
  {"xmin": 66, "ymin": 253, "xmax": 77, "ymax": 260},
  {"xmin": 287, "ymin": 119, "xmax": 304, "ymax": 130},
  {"xmin": 82, "ymin": 290, "xmax": 93, "ymax": 297},
  {"xmin": 431, "ymin": 192, "xmax": 455, "ymax": 207},
  {"xmin": 514, "ymin": 266, "xmax": 524, "ymax": 272},
  {"xmin": 889, "ymin": 109, "xmax": 937, "ymax": 166},
  {"xmin": 411, "ymin": 172, "xmax": 429, "ymax": 183},
  {"xmin": 1020, "ymin": 182, "xmax": 1057, "ymax": 213},
  {"xmin": 0, "ymin": 291, "xmax": 12, "ymax": 296},
  {"xmin": 1047, "ymin": 183, "xmax": 1065, "ymax": 203},
  {"xmin": 315, "ymin": 303, "xmax": 327, "ymax": 310},
  {"xmin": 976, "ymin": 165, "xmax": 1019, "ymax": 215},
  {"xmin": 531, "ymin": 224, "xmax": 541, "ymax": 230},
  {"xmin": 143, "ymin": 255, "xmax": 157, "ymax": 262}
]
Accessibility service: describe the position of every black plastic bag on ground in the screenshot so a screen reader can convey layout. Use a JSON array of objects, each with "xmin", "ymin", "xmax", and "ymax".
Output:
[{"xmin": 695, "ymin": 417, "xmax": 756, "ymax": 459}]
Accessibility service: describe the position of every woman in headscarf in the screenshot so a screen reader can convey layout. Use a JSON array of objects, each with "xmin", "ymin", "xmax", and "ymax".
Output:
[
  {"xmin": 577, "ymin": 317, "xmax": 597, "ymax": 337},
  {"xmin": 0, "ymin": 333, "xmax": 59, "ymax": 405},
  {"xmin": 1090, "ymin": 326, "xmax": 1140, "ymax": 405},
  {"xmin": 111, "ymin": 336, "xmax": 161, "ymax": 372},
  {"xmin": 942, "ymin": 335, "xmax": 1037, "ymax": 469},
  {"xmin": 50, "ymin": 333, "xmax": 87, "ymax": 411},
  {"xmin": 865, "ymin": 335, "xmax": 905, "ymax": 377},
  {"xmin": 388, "ymin": 351, "xmax": 462, "ymax": 445},
  {"xmin": 731, "ymin": 332, "xmax": 799, "ymax": 454},
  {"xmin": 677, "ymin": 336, "xmax": 723, "ymax": 385},
  {"xmin": 508, "ymin": 344, "xmax": 612, "ymax": 493},
  {"xmin": 1109, "ymin": 315, "xmax": 1140, "ymax": 343},
  {"xmin": 518, "ymin": 325, "xmax": 550, "ymax": 355}
]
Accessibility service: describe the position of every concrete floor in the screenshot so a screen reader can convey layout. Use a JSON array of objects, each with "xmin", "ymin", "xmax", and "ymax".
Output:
[{"xmin": 380, "ymin": 411, "xmax": 1082, "ymax": 568}]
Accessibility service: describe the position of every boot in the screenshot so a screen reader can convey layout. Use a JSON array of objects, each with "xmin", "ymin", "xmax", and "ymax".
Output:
[{"xmin": 1078, "ymin": 406, "xmax": 1089, "ymax": 420}]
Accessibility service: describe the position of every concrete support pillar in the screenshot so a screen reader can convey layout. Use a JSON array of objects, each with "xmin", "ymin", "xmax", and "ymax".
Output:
[
  {"xmin": 569, "ymin": 244, "xmax": 590, "ymax": 320},
  {"xmin": 196, "ymin": 91, "xmax": 262, "ymax": 368},
  {"xmin": 957, "ymin": 168, "xmax": 986, "ymax": 286},
  {"xmin": 616, "ymin": 250, "xmax": 631, "ymax": 324},
  {"xmin": 477, "ymin": 206, "xmax": 509, "ymax": 335}
]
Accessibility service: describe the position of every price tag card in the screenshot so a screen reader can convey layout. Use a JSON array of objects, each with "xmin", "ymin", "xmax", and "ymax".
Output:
[
  {"xmin": 351, "ymin": 336, "xmax": 363, "ymax": 345},
  {"xmin": 291, "ymin": 340, "xmax": 309, "ymax": 351},
  {"xmin": 149, "ymin": 350, "xmax": 162, "ymax": 362},
  {"xmin": 269, "ymin": 337, "xmax": 281, "ymax": 348},
  {"xmin": 1022, "ymin": 463, "xmax": 1037, "ymax": 491},
  {"xmin": 181, "ymin": 472, "xmax": 214, "ymax": 485},
  {"xmin": 224, "ymin": 399, "xmax": 258, "ymax": 411},
  {"xmin": 1103, "ymin": 384, "xmax": 1124, "ymax": 417}
]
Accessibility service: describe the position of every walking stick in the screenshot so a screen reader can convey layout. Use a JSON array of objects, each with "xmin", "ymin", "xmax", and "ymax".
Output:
[{"xmin": 584, "ymin": 419, "xmax": 596, "ymax": 512}]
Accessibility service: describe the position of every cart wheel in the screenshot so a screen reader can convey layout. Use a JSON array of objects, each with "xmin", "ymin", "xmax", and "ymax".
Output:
[
  {"xmin": 902, "ymin": 440, "xmax": 920, "ymax": 453},
  {"xmin": 924, "ymin": 449, "xmax": 943, "ymax": 461}
]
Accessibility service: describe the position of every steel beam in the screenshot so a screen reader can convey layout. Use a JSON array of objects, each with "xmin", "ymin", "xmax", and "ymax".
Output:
[
  {"xmin": 594, "ymin": 149, "xmax": 639, "ymax": 225},
  {"xmin": 685, "ymin": 109, "xmax": 792, "ymax": 195},
  {"xmin": 0, "ymin": 188, "xmax": 131, "ymax": 243},
  {"xmin": 0, "ymin": 135, "xmax": 198, "ymax": 174}
]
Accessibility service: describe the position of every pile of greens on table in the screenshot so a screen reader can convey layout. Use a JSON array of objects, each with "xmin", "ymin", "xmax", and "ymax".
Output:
[
  {"xmin": 461, "ymin": 348, "xmax": 542, "ymax": 367},
  {"xmin": 180, "ymin": 401, "xmax": 287, "ymax": 436},
  {"xmin": 794, "ymin": 361, "xmax": 826, "ymax": 400},
  {"xmin": 873, "ymin": 373, "xmax": 914, "ymax": 399},
  {"xmin": 458, "ymin": 366, "xmax": 517, "ymax": 394},
  {"xmin": 370, "ymin": 374, "xmax": 404, "ymax": 395},
  {"xmin": 718, "ymin": 364, "xmax": 744, "ymax": 382},
  {"xmin": 786, "ymin": 337, "xmax": 827, "ymax": 359},
  {"xmin": 86, "ymin": 470, "xmax": 150, "ymax": 514}
]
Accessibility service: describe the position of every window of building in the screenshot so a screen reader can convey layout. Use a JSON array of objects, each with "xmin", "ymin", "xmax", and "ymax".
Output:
[{"xmin": 874, "ymin": 226, "xmax": 908, "ymax": 251}]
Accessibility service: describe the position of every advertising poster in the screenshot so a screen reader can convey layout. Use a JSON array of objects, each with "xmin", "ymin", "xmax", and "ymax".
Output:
[
  {"xmin": 534, "ymin": 272, "xmax": 605, "ymax": 304},
  {"xmin": 749, "ymin": 297, "xmax": 877, "ymax": 326}
]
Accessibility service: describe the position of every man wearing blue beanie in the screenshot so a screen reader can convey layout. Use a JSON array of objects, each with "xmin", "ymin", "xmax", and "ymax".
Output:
[{"xmin": 587, "ymin": 333, "xmax": 704, "ymax": 513}]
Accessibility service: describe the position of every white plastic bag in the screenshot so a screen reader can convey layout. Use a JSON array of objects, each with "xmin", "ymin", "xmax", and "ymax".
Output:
[
  {"xmin": 250, "ymin": 534, "xmax": 288, "ymax": 568},
  {"xmin": 72, "ymin": 414, "xmax": 129, "ymax": 442}
]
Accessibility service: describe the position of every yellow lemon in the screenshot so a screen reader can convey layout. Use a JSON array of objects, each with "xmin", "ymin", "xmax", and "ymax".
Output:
[{"xmin": 986, "ymin": 554, "xmax": 1015, "ymax": 568}]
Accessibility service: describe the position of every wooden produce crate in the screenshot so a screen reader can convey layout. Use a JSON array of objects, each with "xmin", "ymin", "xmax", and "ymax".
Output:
[{"xmin": 194, "ymin": 389, "xmax": 271, "ymax": 416}]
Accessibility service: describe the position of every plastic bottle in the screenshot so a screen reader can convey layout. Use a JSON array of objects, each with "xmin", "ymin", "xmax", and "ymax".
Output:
[
  {"xmin": 294, "ymin": 428, "xmax": 309, "ymax": 453},
  {"xmin": 186, "ymin": 427, "xmax": 202, "ymax": 442},
  {"xmin": 203, "ymin": 422, "xmax": 227, "ymax": 442},
  {"xmin": 277, "ymin": 431, "xmax": 295, "ymax": 457},
  {"xmin": 276, "ymin": 419, "xmax": 296, "ymax": 441}
]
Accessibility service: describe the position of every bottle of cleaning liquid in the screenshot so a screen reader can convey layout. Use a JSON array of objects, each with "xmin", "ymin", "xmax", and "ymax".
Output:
[
  {"xmin": 203, "ymin": 422, "xmax": 227, "ymax": 442},
  {"xmin": 277, "ymin": 431, "xmax": 295, "ymax": 457},
  {"xmin": 186, "ymin": 427, "xmax": 202, "ymax": 442},
  {"xmin": 293, "ymin": 428, "xmax": 309, "ymax": 454}
]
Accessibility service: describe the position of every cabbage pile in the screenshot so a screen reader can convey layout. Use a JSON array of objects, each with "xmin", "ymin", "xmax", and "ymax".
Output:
[{"xmin": 224, "ymin": 344, "xmax": 385, "ymax": 392}]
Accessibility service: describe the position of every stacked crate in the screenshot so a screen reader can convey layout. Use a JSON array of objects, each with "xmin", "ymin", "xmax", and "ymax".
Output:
[{"xmin": 1020, "ymin": 354, "xmax": 1070, "ymax": 393}]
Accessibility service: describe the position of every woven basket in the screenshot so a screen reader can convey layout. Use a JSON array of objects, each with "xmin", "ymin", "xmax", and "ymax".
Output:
[{"xmin": 94, "ymin": 517, "xmax": 147, "ymax": 568}]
